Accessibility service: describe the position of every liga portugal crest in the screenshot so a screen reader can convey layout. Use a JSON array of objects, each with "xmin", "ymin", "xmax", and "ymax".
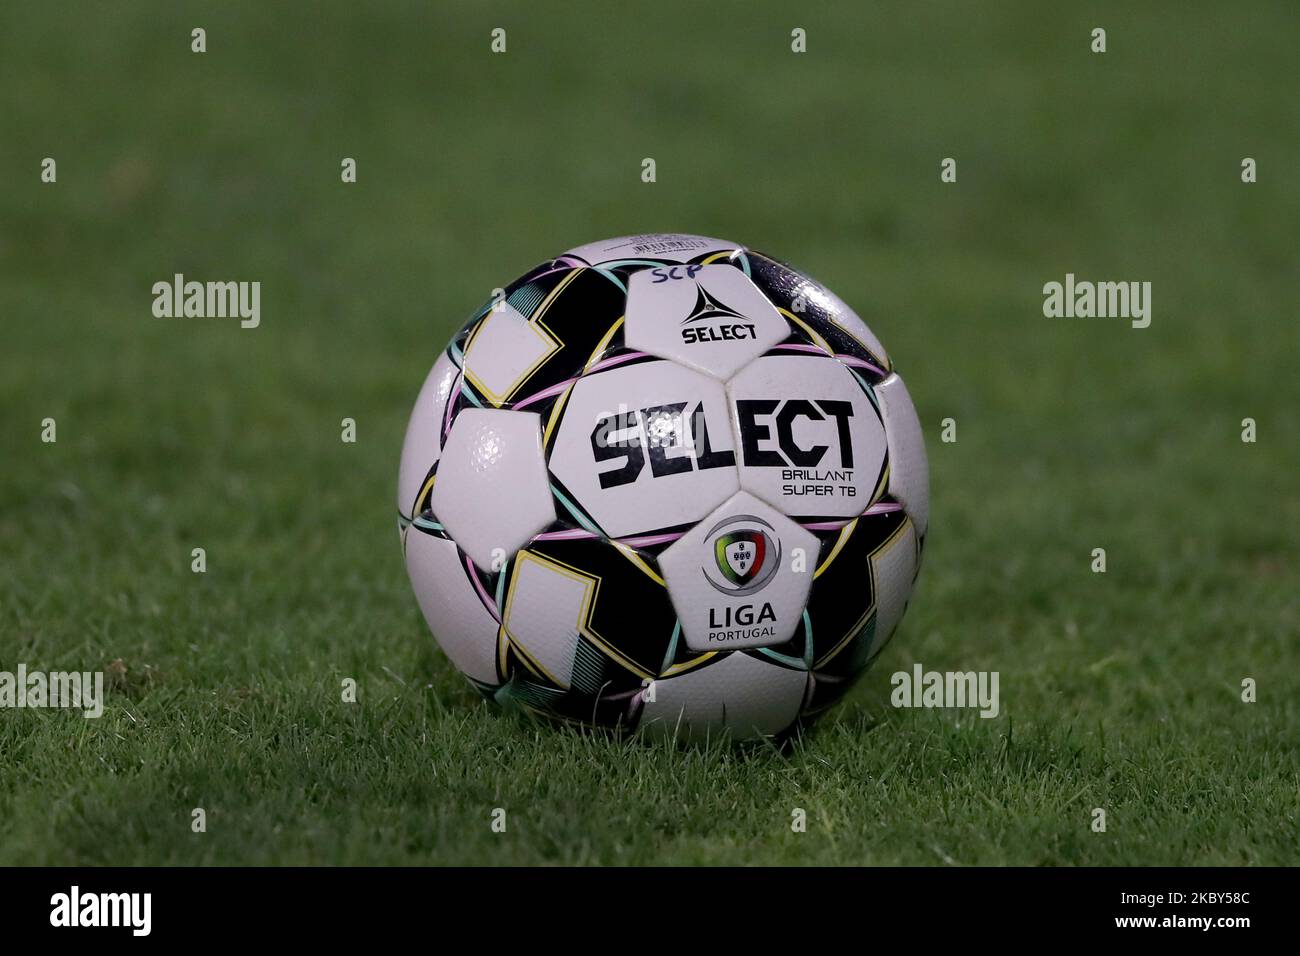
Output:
[
  {"xmin": 716, "ymin": 531, "xmax": 766, "ymax": 585},
  {"xmin": 703, "ymin": 516, "xmax": 781, "ymax": 596}
]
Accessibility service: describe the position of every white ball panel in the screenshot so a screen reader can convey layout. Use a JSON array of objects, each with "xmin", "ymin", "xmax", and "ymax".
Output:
[
  {"xmin": 641, "ymin": 652, "xmax": 807, "ymax": 740},
  {"xmin": 624, "ymin": 265, "xmax": 789, "ymax": 380},
  {"xmin": 875, "ymin": 373, "xmax": 929, "ymax": 536},
  {"xmin": 658, "ymin": 490, "xmax": 818, "ymax": 652},
  {"xmin": 549, "ymin": 360, "xmax": 739, "ymax": 538},
  {"xmin": 404, "ymin": 531, "xmax": 500, "ymax": 685},
  {"xmin": 563, "ymin": 233, "xmax": 743, "ymax": 267},
  {"xmin": 431, "ymin": 408, "xmax": 556, "ymax": 571},
  {"xmin": 728, "ymin": 354, "xmax": 888, "ymax": 518},
  {"xmin": 397, "ymin": 351, "xmax": 459, "ymax": 519}
]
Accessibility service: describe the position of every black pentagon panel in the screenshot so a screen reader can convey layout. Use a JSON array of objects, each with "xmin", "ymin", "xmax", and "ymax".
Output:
[
  {"xmin": 456, "ymin": 265, "xmax": 629, "ymax": 412},
  {"xmin": 801, "ymin": 625, "xmax": 875, "ymax": 717},
  {"xmin": 515, "ymin": 266, "xmax": 631, "ymax": 383},
  {"xmin": 797, "ymin": 506, "xmax": 910, "ymax": 715},
  {"xmin": 745, "ymin": 251, "xmax": 891, "ymax": 381},
  {"xmin": 483, "ymin": 521, "xmax": 681, "ymax": 731},
  {"xmin": 805, "ymin": 506, "xmax": 909, "ymax": 662},
  {"xmin": 499, "ymin": 640, "xmax": 647, "ymax": 730},
  {"xmin": 452, "ymin": 257, "xmax": 570, "ymax": 342},
  {"xmin": 473, "ymin": 527, "xmax": 664, "ymax": 726},
  {"xmin": 520, "ymin": 531, "xmax": 677, "ymax": 684}
]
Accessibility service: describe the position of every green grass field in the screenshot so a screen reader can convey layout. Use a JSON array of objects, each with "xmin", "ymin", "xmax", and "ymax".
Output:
[{"xmin": 1, "ymin": 1, "xmax": 1297, "ymax": 865}]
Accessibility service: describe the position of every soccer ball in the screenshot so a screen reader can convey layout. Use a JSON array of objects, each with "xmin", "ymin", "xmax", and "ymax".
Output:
[{"xmin": 398, "ymin": 234, "xmax": 927, "ymax": 740}]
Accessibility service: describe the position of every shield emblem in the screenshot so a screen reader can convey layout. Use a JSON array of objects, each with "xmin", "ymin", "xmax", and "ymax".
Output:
[{"xmin": 714, "ymin": 531, "xmax": 766, "ymax": 586}]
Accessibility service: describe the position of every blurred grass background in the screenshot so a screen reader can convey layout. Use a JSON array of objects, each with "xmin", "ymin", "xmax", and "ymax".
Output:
[{"xmin": 0, "ymin": 1, "xmax": 1296, "ymax": 864}]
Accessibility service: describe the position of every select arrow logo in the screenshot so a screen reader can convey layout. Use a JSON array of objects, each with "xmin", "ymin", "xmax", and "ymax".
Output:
[{"xmin": 682, "ymin": 284, "xmax": 748, "ymax": 325}]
